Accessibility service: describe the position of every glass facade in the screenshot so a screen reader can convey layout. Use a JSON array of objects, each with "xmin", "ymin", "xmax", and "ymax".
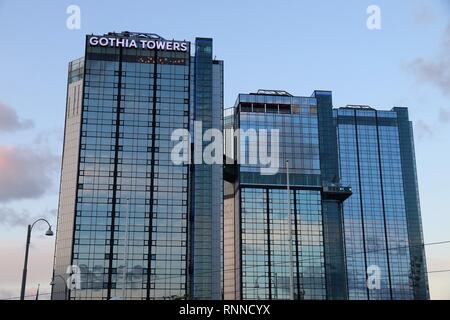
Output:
[
  {"xmin": 189, "ymin": 39, "xmax": 223, "ymax": 300},
  {"xmin": 54, "ymin": 39, "xmax": 428, "ymax": 300},
  {"xmin": 52, "ymin": 32, "xmax": 223, "ymax": 300},
  {"xmin": 314, "ymin": 91, "xmax": 348, "ymax": 300},
  {"xmin": 224, "ymin": 91, "xmax": 428, "ymax": 300},
  {"xmin": 394, "ymin": 108, "xmax": 429, "ymax": 300},
  {"xmin": 240, "ymin": 188, "xmax": 325, "ymax": 300},
  {"xmin": 237, "ymin": 93, "xmax": 320, "ymax": 179},
  {"xmin": 335, "ymin": 107, "xmax": 429, "ymax": 300},
  {"xmin": 224, "ymin": 91, "xmax": 331, "ymax": 300}
]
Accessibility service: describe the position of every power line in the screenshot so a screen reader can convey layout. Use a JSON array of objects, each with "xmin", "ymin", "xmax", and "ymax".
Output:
[
  {"xmin": 103, "ymin": 239, "xmax": 450, "ymax": 283},
  {"xmin": 3, "ymin": 240, "xmax": 449, "ymax": 300},
  {"xmin": 230, "ymin": 268, "xmax": 450, "ymax": 296},
  {"xmin": 3, "ymin": 265, "xmax": 450, "ymax": 300},
  {"xmin": 4, "ymin": 267, "xmax": 449, "ymax": 300},
  {"xmin": 47, "ymin": 239, "xmax": 450, "ymax": 290},
  {"xmin": 2, "ymin": 291, "xmax": 54, "ymax": 301},
  {"xmin": 428, "ymin": 269, "xmax": 450, "ymax": 275},
  {"xmin": 3, "ymin": 266, "xmax": 450, "ymax": 300}
]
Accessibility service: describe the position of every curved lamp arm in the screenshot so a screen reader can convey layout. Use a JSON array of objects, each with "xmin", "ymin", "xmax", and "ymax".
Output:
[
  {"xmin": 31, "ymin": 218, "xmax": 53, "ymax": 235},
  {"xmin": 53, "ymin": 274, "xmax": 66, "ymax": 282},
  {"xmin": 31, "ymin": 218, "xmax": 52, "ymax": 231}
]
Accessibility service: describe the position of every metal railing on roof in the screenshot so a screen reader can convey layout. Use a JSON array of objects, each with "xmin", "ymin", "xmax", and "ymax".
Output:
[
  {"xmin": 341, "ymin": 104, "xmax": 375, "ymax": 110},
  {"xmin": 254, "ymin": 89, "xmax": 293, "ymax": 97},
  {"xmin": 105, "ymin": 31, "xmax": 167, "ymax": 40}
]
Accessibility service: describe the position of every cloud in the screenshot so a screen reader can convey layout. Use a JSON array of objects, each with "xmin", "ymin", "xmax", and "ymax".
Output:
[
  {"xmin": 0, "ymin": 101, "xmax": 33, "ymax": 132},
  {"xmin": 32, "ymin": 127, "xmax": 64, "ymax": 150},
  {"xmin": 0, "ymin": 207, "xmax": 56, "ymax": 228},
  {"xmin": 414, "ymin": 5, "xmax": 436, "ymax": 25},
  {"xmin": 439, "ymin": 107, "xmax": 450, "ymax": 123},
  {"xmin": 0, "ymin": 207, "xmax": 34, "ymax": 227},
  {"xmin": 415, "ymin": 120, "xmax": 434, "ymax": 140},
  {"xmin": 413, "ymin": 107, "xmax": 450, "ymax": 141},
  {"xmin": 407, "ymin": 23, "xmax": 450, "ymax": 96},
  {"xmin": 0, "ymin": 146, "xmax": 59, "ymax": 203}
]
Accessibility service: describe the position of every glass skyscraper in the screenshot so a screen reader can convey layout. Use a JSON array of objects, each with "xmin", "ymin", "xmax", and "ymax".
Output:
[
  {"xmin": 224, "ymin": 90, "xmax": 429, "ymax": 300},
  {"xmin": 53, "ymin": 32, "xmax": 428, "ymax": 300},
  {"xmin": 224, "ymin": 90, "xmax": 351, "ymax": 300},
  {"xmin": 335, "ymin": 106, "xmax": 429, "ymax": 300},
  {"xmin": 52, "ymin": 32, "xmax": 223, "ymax": 300}
]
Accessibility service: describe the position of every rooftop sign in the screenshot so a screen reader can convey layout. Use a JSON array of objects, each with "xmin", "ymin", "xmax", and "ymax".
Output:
[{"xmin": 88, "ymin": 36, "xmax": 189, "ymax": 52}]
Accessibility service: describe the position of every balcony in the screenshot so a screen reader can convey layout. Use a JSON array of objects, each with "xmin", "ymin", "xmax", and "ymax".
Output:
[{"xmin": 322, "ymin": 184, "xmax": 353, "ymax": 201}]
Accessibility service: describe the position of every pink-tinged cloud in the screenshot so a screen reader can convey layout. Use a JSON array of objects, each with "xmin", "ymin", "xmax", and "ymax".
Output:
[
  {"xmin": 0, "ymin": 102, "xmax": 33, "ymax": 132},
  {"xmin": 0, "ymin": 239, "xmax": 54, "ymax": 300},
  {"xmin": 0, "ymin": 146, "xmax": 59, "ymax": 203}
]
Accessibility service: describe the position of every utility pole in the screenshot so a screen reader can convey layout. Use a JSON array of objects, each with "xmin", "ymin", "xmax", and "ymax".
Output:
[
  {"xmin": 21, "ymin": 225, "xmax": 32, "ymax": 300},
  {"xmin": 286, "ymin": 160, "xmax": 294, "ymax": 300}
]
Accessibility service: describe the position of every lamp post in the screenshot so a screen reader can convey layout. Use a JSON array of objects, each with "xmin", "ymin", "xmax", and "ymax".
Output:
[
  {"xmin": 20, "ymin": 218, "xmax": 54, "ymax": 300},
  {"xmin": 50, "ymin": 274, "xmax": 68, "ymax": 300}
]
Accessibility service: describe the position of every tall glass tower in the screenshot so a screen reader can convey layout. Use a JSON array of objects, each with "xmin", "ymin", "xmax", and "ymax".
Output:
[
  {"xmin": 335, "ymin": 106, "xmax": 429, "ymax": 300},
  {"xmin": 224, "ymin": 90, "xmax": 429, "ymax": 300},
  {"xmin": 224, "ymin": 90, "xmax": 351, "ymax": 300},
  {"xmin": 52, "ymin": 32, "xmax": 223, "ymax": 300}
]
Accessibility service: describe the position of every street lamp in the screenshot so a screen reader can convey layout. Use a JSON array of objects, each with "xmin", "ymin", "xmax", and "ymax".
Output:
[
  {"xmin": 20, "ymin": 218, "xmax": 54, "ymax": 300},
  {"xmin": 50, "ymin": 274, "xmax": 68, "ymax": 300}
]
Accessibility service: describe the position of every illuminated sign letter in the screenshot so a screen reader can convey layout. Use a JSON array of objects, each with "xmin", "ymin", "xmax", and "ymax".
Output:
[
  {"xmin": 89, "ymin": 36, "xmax": 99, "ymax": 46},
  {"xmin": 99, "ymin": 37, "xmax": 109, "ymax": 47}
]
